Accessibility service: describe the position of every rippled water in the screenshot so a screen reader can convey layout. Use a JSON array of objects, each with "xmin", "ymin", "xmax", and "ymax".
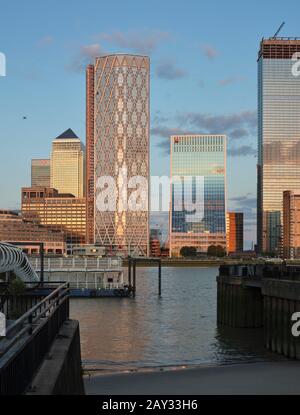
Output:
[{"xmin": 70, "ymin": 267, "xmax": 283, "ymax": 372}]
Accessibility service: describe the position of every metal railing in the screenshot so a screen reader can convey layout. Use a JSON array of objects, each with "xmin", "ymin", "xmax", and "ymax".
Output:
[
  {"xmin": 29, "ymin": 256, "xmax": 123, "ymax": 271},
  {"xmin": 0, "ymin": 282, "xmax": 69, "ymax": 395},
  {"xmin": 0, "ymin": 242, "xmax": 39, "ymax": 283},
  {"xmin": 219, "ymin": 263, "xmax": 300, "ymax": 281},
  {"xmin": 70, "ymin": 281, "xmax": 125, "ymax": 290}
]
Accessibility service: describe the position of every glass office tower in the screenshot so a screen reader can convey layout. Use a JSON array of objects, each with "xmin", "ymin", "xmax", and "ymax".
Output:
[
  {"xmin": 170, "ymin": 135, "xmax": 227, "ymax": 257},
  {"xmin": 31, "ymin": 159, "xmax": 50, "ymax": 187},
  {"xmin": 257, "ymin": 38, "xmax": 300, "ymax": 254}
]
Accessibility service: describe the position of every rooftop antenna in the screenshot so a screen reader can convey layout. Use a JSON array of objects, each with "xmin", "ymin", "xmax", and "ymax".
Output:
[{"xmin": 272, "ymin": 22, "xmax": 285, "ymax": 39}]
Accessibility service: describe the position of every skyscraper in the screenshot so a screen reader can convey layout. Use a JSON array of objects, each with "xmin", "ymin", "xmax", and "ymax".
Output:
[
  {"xmin": 31, "ymin": 159, "xmax": 50, "ymax": 187},
  {"xmin": 169, "ymin": 135, "xmax": 227, "ymax": 257},
  {"xmin": 86, "ymin": 64, "xmax": 95, "ymax": 244},
  {"xmin": 226, "ymin": 212, "xmax": 244, "ymax": 254},
  {"xmin": 257, "ymin": 38, "xmax": 300, "ymax": 254},
  {"xmin": 51, "ymin": 128, "xmax": 85, "ymax": 198},
  {"xmin": 87, "ymin": 54, "xmax": 150, "ymax": 256}
]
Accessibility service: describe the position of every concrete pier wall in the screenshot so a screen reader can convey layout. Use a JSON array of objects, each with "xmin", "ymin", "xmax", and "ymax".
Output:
[
  {"xmin": 217, "ymin": 276, "xmax": 263, "ymax": 328},
  {"xmin": 217, "ymin": 274, "xmax": 300, "ymax": 359},
  {"xmin": 262, "ymin": 279, "xmax": 300, "ymax": 359}
]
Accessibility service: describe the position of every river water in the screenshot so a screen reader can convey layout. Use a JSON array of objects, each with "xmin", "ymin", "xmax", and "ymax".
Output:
[{"xmin": 70, "ymin": 266, "xmax": 283, "ymax": 373}]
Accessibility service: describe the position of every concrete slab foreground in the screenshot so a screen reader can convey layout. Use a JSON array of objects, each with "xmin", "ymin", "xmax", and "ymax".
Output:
[{"xmin": 84, "ymin": 362, "xmax": 300, "ymax": 395}]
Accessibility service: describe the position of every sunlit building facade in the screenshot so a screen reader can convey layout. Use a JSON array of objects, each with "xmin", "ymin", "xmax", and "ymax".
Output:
[
  {"xmin": 150, "ymin": 228, "xmax": 162, "ymax": 257},
  {"xmin": 169, "ymin": 135, "xmax": 227, "ymax": 257},
  {"xmin": 0, "ymin": 209, "xmax": 65, "ymax": 254},
  {"xmin": 226, "ymin": 212, "xmax": 244, "ymax": 254},
  {"xmin": 89, "ymin": 54, "xmax": 150, "ymax": 256},
  {"xmin": 283, "ymin": 190, "xmax": 300, "ymax": 259},
  {"xmin": 51, "ymin": 129, "xmax": 85, "ymax": 198},
  {"xmin": 21, "ymin": 187, "xmax": 86, "ymax": 253},
  {"xmin": 31, "ymin": 159, "xmax": 50, "ymax": 187},
  {"xmin": 257, "ymin": 38, "xmax": 300, "ymax": 254},
  {"xmin": 86, "ymin": 64, "xmax": 95, "ymax": 244}
]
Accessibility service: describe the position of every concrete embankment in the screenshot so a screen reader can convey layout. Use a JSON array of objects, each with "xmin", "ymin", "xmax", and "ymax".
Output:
[{"xmin": 84, "ymin": 362, "xmax": 300, "ymax": 395}]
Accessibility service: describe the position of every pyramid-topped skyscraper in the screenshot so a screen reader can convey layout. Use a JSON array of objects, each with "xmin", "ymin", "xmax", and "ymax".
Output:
[
  {"xmin": 51, "ymin": 128, "xmax": 84, "ymax": 198},
  {"xmin": 56, "ymin": 128, "xmax": 79, "ymax": 139}
]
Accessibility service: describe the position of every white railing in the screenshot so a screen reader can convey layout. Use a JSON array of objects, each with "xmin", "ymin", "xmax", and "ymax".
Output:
[
  {"xmin": 70, "ymin": 281, "xmax": 125, "ymax": 290},
  {"xmin": 29, "ymin": 256, "xmax": 123, "ymax": 271},
  {"xmin": 0, "ymin": 242, "xmax": 39, "ymax": 283}
]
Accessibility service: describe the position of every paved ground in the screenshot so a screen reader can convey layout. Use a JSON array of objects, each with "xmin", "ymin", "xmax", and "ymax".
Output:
[{"xmin": 84, "ymin": 362, "xmax": 300, "ymax": 395}]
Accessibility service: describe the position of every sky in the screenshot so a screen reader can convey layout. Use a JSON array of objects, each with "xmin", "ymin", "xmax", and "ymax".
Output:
[{"xmin": 0, "ymin": 0, "xmax": 299, "ymax": 248}]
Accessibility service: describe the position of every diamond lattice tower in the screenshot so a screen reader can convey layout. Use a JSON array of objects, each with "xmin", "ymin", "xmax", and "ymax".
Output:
[{"xmin": 87, "ymin": 54, "xmax": 150, "ymax": 256}]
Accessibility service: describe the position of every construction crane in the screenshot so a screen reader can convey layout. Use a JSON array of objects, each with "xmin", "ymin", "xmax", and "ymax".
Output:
[{"xmin": 272, "ymin": 22, "xmax": 285, "ymax": 39}]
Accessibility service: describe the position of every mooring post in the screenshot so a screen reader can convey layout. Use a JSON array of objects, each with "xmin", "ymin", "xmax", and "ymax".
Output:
[
  {"xmin": 133, "ymin": 260, "xmax": 136, "ymax": 297},
  {"xmin": 40, "ymin": 242, "xmax": 44, "ymax": 285},
  {"xmin": 158, "ymin": 259, "xmax": 162, "ymax": 297},
  {"xmin": 128, "ymin": 258, "xmax": 132, "ymax": 286}
]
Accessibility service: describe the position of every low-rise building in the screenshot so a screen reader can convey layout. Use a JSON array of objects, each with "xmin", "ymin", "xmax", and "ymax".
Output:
[
  {"xmin": 72, "ymin": 245, "xmax": 106, "ymax": 257},
  {"xmin": 150, "ymin": 239, "xmax": 161, "ymax": 257},
  {"xmin": 0, "ymin": 210, "xmax": 65, "ymax": 254}
]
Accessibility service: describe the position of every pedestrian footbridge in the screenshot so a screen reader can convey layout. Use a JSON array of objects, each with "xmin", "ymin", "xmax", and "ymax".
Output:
[{"xmin": 0, "ymin": 242, "xmax": 39, "ymax": 283}]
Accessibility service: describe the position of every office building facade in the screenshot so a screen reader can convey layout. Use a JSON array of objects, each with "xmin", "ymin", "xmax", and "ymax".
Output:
[
  {"xmin": 170, "ymin": 135, "xmax": 227, "ymax": 257},
  {"xmin": 51, "ymin": 128, "xmax": 85, "ymax": 198},
  {"xmin": 31, "ymin": 159, "xmax": 50, "ymax": 187},
  {"xmin": 150, "ymin": 228, "xmax": 162, "ymax": 257},
  {"xmin": 0, "ymin": 210, "xmax": 65, "ymax": 254},
  {"xmin": 86, "ymin": 64, "xmax": 95, "ymax": 244},
  {"xmin": 257, "ymin": 38, "xmax": 300, "ymax": 254},
  {"xmin": 226, "ymin": 212, "xmax": 244, "ymax": 254},
  {"xmin": 87, "ymin": 54, "xmax": 150, "ymax": 256},
  {"xmin": 21, "ymin": 187, "xmax": 86, "ymax": 252},
  {"xmin": 283, "ymin": 190, "xmax": 300, "ymax": 259}
]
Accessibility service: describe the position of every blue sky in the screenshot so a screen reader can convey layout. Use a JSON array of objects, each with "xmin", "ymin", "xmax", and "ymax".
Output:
[{"xmin": 0, "ymin": 0, "xmax": 299, "ymax": 248}]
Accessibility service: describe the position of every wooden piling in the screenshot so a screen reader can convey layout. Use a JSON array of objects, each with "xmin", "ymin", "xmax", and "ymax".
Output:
[
  {"xmin": 133, "ymin": 261, "xmax": 136, "ymax": 298},
  {"xmin": 158, "ymin": 260, "xmax": 161, "ymax": 297},
  {"xmin": 216, "ymin": 275, "xmax": 263, "ymax": 328},
  {"xmin": 128, "ymin": 259, "xmax": 132, "ymax": 286}
]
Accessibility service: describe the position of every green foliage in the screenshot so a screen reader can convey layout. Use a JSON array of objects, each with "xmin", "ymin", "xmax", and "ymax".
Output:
[
  {"xmin": 207, "ymin": 245, "xmax": 226, "ymax": 257},
  {"xmin": 180, "ymin": 246, "xmax": 197, "ymax": 257},
  {"xmin": 8, "ymin": 278, "xmax": 26, "ymax": 296},
  {"xmin": 261, "ymin": 251, "xmax": 277, "ymax": 258}
]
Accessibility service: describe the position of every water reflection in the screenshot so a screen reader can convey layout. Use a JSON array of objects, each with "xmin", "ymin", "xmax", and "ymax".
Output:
[
  {"xmin": 212, "ymin": 326, "xmax": 286, "ymax": 364},
  {"xmin": 70, "ymin": 267, "xmax": 283, "ymax": 372}
]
